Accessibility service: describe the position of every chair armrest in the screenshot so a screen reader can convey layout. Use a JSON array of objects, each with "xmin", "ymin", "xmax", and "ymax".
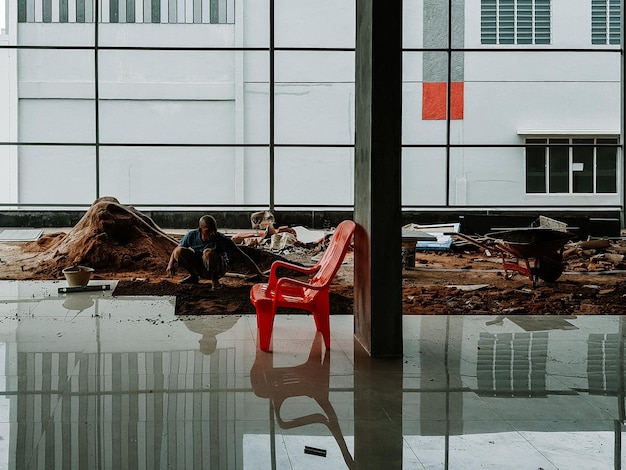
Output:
[
  {"xmin": 275, "ymin": 276, "xmax": 325, "ymax": 292},
  {"xmin": 268, "ymin": 260, "xmax": 319, "ymax": 288},
  {"xmin": 273, "ymin": 276, "xmax": 325, "ymax": 303}
]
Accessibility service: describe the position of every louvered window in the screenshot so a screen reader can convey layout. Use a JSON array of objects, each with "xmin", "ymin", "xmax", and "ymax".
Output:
[
  {"xmin": 17, "ymin": 0, "xmax": 234, "ymax": 23},
  {"xmin": 592, "ymin": 0, "xmax": 621, "ymax": 45},
  {"xmin": 481, "ymin": 0, "xmax": 551, "ymax": 45}
]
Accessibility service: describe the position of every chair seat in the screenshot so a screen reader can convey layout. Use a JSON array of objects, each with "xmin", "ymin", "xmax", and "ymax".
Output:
[{"xmin": 251, "ymin": 283, "xmax": 314, "ymax": 306}]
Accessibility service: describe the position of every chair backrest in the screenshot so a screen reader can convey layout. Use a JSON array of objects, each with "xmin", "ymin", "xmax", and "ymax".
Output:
[{"xmin": 309, "ymin": 220, "xmax": 355, "ymax": 288}]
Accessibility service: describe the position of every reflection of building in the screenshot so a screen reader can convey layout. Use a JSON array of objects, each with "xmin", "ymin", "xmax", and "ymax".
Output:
[
  {"xmin": 14, "ymin": 349, "xmax": 231, "ymax": 468},
  {"xmin": 2, "ymin": 300, "xmax": 247, "ymax": 469},
  {"xmin": 477, "ymin": 332, "xmax": 548, "ymax": 397},
  {"xmin": 0, "ymin": 0, "xmax": 622, "ymax": 217},
  {"xmin": 2, "ymin": 303, "xmax": 626, "ymax": 468},
  {"xmin": 588, "ymin": 333, "xmax": 624, "ymax": 395}
]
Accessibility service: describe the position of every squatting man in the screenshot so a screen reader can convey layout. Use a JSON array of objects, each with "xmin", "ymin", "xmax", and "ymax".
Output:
[{"xmin": 166, "ymin": 215, "xmax": 267, "ymax": 288}]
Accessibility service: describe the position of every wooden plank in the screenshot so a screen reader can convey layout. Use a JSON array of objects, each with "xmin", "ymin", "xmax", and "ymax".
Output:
[{"xmin": 58, "ymin": 284, "xmax": 112, "ymax": 293}]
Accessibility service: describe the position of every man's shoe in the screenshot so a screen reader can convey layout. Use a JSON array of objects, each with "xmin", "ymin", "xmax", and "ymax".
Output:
[{"xmin": 180, "ymin": 275, "xmax": 199, "ymax": 284}]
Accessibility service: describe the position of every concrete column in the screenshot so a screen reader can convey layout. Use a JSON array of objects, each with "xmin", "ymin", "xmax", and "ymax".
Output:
[{"xmin": 354, "ymin": 0, "xmax": 403, "ymax": 356}]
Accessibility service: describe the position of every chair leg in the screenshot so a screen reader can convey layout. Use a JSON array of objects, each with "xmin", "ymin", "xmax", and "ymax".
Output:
[
  {"xmin": 312, "ymin": 295, "xmax": 331, "ymax": 350},
  {"xmin": 255, "ymin": 302, "xmax": 276, "ymax": 352}
]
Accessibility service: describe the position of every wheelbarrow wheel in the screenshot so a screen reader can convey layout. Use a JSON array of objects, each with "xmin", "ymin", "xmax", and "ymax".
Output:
[{"xmin": 536, "ymin": 253, "xmax": 564, "ymax": 283}]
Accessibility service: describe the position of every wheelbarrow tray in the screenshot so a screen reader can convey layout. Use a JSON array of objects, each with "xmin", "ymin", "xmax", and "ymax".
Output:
[
  {"xmin": 451, "ymin": 228, "xmax": 575, "ymax": 285},
  {"xmin": 485, "ymin": 228, "xmax": 574, "ymax": 259}
]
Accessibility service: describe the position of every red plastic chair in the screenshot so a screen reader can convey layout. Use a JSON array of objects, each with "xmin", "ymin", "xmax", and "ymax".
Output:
[{"xmin": 250, "ymin": 220, "xmax": 355, "ymax": 352}]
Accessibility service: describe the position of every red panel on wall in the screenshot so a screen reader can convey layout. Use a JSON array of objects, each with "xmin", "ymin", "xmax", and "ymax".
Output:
[
  {"xmin": 422, "ymin": 82, "xmax": 447, "ymax": 120},
  {"xmin": 422, "ymin": 82, "xmax": 464, "ymax": 120},
  {"xmin": 450, "ymin": 82, "xmax": 464, "ymax": 120}
]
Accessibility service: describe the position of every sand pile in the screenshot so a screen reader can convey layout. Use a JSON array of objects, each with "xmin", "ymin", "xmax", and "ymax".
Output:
[
  {"xmin": 25, "ymin": 197, "xmax": 179, "ymax": 278},
  {"xmin": 18, "ymin": 196, "xmax": 286, "ymax": 281}
]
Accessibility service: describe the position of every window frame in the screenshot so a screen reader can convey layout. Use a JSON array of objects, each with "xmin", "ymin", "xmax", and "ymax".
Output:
[{"xmin": 525, "ymin": 137, "xmax": 620, "ymax": 194}]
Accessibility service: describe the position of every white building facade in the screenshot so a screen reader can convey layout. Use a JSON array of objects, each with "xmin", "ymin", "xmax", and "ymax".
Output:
[{"xmin": 0, "ymin": 0, "xmax": 623, "ymax": 218}]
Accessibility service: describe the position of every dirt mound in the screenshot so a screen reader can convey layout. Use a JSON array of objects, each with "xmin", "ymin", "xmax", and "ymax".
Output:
[
  {"xmin": 13, "ymin": 197, "xmax": 285, "ymax": 281},
  {"xmin": 24, "ymin": 197, "xmax": 179, "ymax": 278}
]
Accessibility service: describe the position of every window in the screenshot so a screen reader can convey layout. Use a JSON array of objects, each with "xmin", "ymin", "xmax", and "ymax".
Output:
[
  {"xmin": 591, "ymin": 0, "xmax": 622, "ymax": 45},
  {"xmin": 17, "ymin": 0, "xmax": 234, "ymax": 23},
  {"xmin": 525, "ymin": 138, "xmax": 619, "ymax": 194},
  {"xmin": 481, "ymin": 0, "xmax": 551, "ymax": 45}
]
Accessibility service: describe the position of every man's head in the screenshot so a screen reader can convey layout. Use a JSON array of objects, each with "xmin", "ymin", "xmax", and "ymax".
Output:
[{"xmin": 199, "ymin": 215, "xmax": 218, "ymax": 242}]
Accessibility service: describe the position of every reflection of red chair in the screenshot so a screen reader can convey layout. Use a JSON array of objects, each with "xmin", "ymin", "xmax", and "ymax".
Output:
[
  {"xmin": 250, "ymin": 332, "xmax": 354, "ymax": 468},
  {"xmin": 250, "ymin": 220, "xmax": 355, "ymax": 352}
]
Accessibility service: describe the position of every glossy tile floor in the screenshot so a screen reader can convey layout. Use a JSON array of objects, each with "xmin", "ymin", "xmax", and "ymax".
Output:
[{"xmin": 0, "ymin": 280, "xmax": 625, "ymax": 469}]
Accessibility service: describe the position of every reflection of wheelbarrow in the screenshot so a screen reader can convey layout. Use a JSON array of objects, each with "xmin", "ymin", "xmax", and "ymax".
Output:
[{"xmin": 451, "ymin": 228, "xmax": 575, "ymax": 287}]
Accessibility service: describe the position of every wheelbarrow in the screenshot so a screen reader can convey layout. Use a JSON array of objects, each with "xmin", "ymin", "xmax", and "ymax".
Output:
[{"xmin": 451, "ymin": 228, "xmax": 575, "ymax": 287}]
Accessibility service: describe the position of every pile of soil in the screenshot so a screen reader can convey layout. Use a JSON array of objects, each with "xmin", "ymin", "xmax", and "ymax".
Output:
[
  {"xmin": 2, "ymin": 198, "xmax": 626, "ymax": 316},
  {"xmin": 23, "ymin": 197, "xmax": 179, "ymax": 278}
]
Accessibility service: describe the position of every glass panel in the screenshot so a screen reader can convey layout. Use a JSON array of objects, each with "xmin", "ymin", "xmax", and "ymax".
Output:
[
  {"xmin": 449, "ymin": 146, "xmax": 526, "ymax": 205},
  {"xmin": 274, "ymin": 0, "xmax": 354, "ymax": 49},
  {"xmin": 274, "ymin": 52, "xmax": 354, "ymax": 145},
  {"xmin": 549, "ymin": 139, "xmax": 569, "ymax": 193},
  {"xmin": 405, "ymin": 51, "xmax": 461, "ymax": 145},
  {"xmin": 0, "ymin": 145, "xmax": 17, "ymax": 206},
  {"xmin": 422, "ymin": 0, "xmax": 451, "ymax": 50},
  {"xmin": 99, "ymin": 146, "xmax": 269, "ymax": 205},
  {"xmin": 404, "ymin": 0, "xmax": 424, "ymax": 49},
  {"xmin": 526, "ymin": 139, "xmax": 546, "ymax": 193},
  {"xmin": 18, "ymin": 49, "xmax": 95, "ymax": 97},
  {"xmin": 16, "ymin": 49, "xmax": 95, "ymax": 144},
  {"xmin": 19, "ymin": 99, "xmax": 96, "ymax": 144},
  {"xmin": 274, "ymin": 147, "xmax": 353, "ymax": 206},
  {"xmin": 596, "ymin": 138, "xmax": 617, "ymax": 193},
  {"xmin": 402, "ymin": 148, "xmax": 447, "ymax": 206},
  {"xmin": 18, "ymin": 145, "xmax": 96, "ymax": 204},
  {"xmin": 572, "ymin": 139, "xmax": 594, "ymax": 193},
  {"xmin": 15, "ymin": 25, "xmax": 96, "ymax": 48},
  {"xmin": 99, "ymin": 100, "xmax": 234, "ymax": 145},
  {"xmin": 240, "ymin": 0, "xmax": 269, "ymax": 48},
  {"xmin": 98, "ymin": 49, "xmax": 234, "ymax": 94},
  {"xmin": 98, "ymin": 50, "xmax": 268, "ymax": 145}
]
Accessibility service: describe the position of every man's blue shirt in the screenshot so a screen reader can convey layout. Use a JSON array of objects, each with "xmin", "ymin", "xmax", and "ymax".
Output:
[{"xmin": 180, "ymin": 229, "xmax": 237, "ymax": 262}]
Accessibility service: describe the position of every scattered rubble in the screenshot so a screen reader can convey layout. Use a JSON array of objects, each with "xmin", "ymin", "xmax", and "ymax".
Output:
[{"xmin": 2, "ymin": 208, "xmax": 626, "ymax": 316}]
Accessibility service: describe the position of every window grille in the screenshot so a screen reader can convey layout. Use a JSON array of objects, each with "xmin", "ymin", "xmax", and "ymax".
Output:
[
  {"xmin": 592, "ymin": 0, "xmax": 621, "ymax": 45},
  {"xmin": 481, "ymin": 0, "xmax": 551, "ymax": 45},
  {"xmin": 17, "ymin": 0, "xmax": 234, "ymax": 23}
]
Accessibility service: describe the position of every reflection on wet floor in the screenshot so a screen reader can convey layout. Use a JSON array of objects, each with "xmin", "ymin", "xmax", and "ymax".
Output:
[{"xmin": 0, "ymin": 281, "xmax": 625, "ymax": 469}]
